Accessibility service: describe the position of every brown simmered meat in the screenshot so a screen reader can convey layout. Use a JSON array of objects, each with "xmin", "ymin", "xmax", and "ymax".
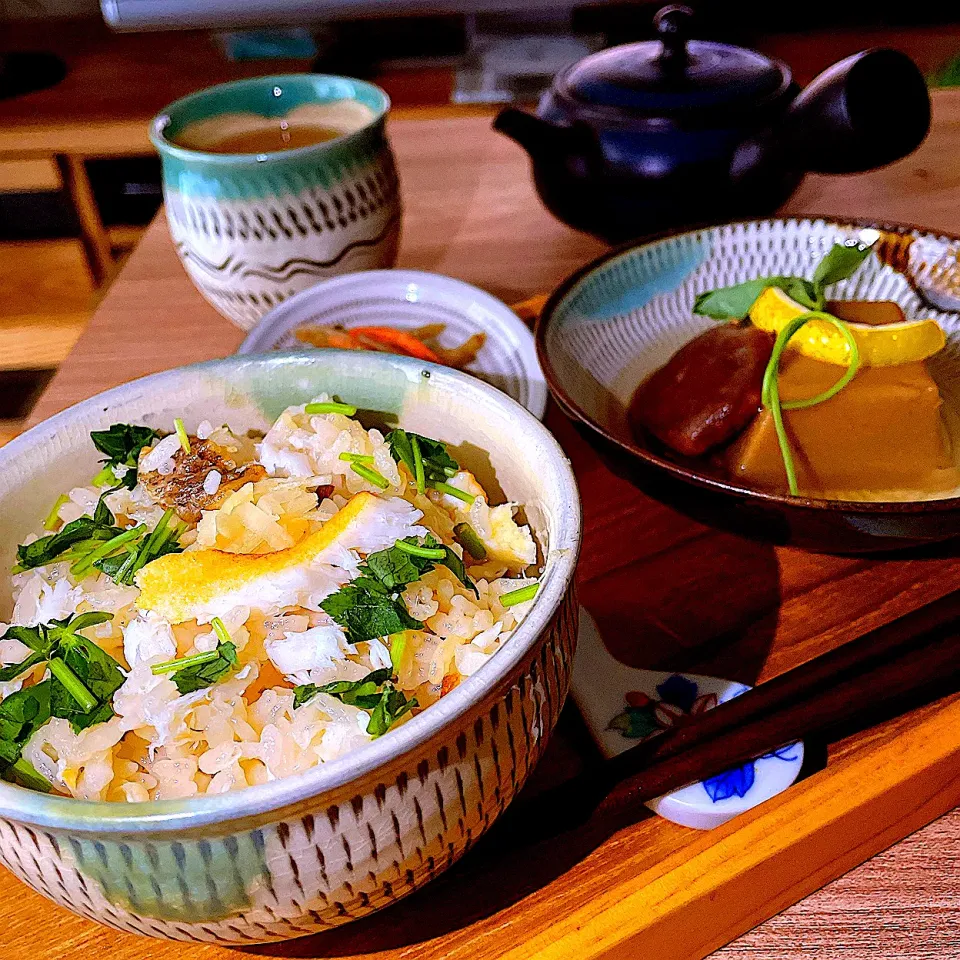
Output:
[
  {"xmin": 629, "ymin": 324, "xmax": 775, "ymax": 457},
  {"xmin": 138, "ymin": 438, "xmax": 267, "ymax": 522}
]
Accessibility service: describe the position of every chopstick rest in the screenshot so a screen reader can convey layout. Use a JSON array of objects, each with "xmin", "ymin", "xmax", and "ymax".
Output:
[
  {"xmin": 571, "ymin": 609, "xmax": 804, "ymax": 829},
  {"xmin": 494, "ymin": 591, "xmax": 960, "ymax": 850}
]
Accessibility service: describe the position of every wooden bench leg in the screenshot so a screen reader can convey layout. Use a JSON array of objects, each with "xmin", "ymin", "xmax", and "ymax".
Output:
[{"xmin": 55, "ymin": 153, "xmax": 114, "ymax": 287}]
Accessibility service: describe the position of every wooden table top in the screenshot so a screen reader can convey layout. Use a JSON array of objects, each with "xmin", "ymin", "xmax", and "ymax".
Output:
[{"xmin": 16, "ymin": 92, "xmax": 960, "ymax": 960}]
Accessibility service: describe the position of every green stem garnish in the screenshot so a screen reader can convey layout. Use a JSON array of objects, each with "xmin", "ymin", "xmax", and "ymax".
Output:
[
  {"xmin": 389, "ymin": 631, "xmax": 407, "ymax": 671},
  {"xmin": 173, "ymin": 418, "xmax": 191, "ymax": 454},
  {"xmin": 48, "ymin": 656, "xmax": 98, "ymax": 713},
  {"xmin": 500, "ymin": 583, "xmax": 539, "ymax": 608},
  {"xmin": 338, "ymin": 452, "xmax": 375, "ymax": 464},
  {"xmin": 43, "ymin": 495, "xmax": 69, "ymax": 532},
  {"xmin": 453, "ymin": 522, "xmax": 487, "ymax": 560},
  {"xmin": 92, "ymin": 466, "xmax": 116, "ymax": 488},
  {"xmin": 350, "ymin": 462, "xmax": 390, "ymax": 490},
  {"xmin": 410, "ymin": 434, "xmax": 426, "ymax": 495},
  {"xmin": 151, "ymin": 649, "xmax": 220, "ymax": 675},
  {"xmin": 305, "ymin": 401, "xmax": 358, "ymax": 416},
  {"xmin": 70, "ymin": 524, "xmax": 146, "ymax": 578},
  {"xmin": 761, "ymin": 311, "xmax": 861, "ymax": 496},
  {"xmin": 134, "ymin": 508, "xmax": 175, "ymax": 569},
  {"xmin": 433, "ymin": 481, "xmax": 476, "ymax": 504},
  {"xmin": 210, "ymin": 616, "xmax": 231, "ymax": 645},
  {"xmin": 7, "ymin": 758, "xmax": 52, "ymax": 793},
  {"xmin": 394, "ymin": 540, "xmax": 446, "ymax": 560}
]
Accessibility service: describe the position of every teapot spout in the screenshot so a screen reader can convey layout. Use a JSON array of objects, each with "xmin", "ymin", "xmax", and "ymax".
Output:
[
  {"xmin": 493, "ymin": 108, "xmax": 578, "ymax": 160},
  {"xmin": 783, "ymin": 49, "xmax": 930, "ymax": 174}
]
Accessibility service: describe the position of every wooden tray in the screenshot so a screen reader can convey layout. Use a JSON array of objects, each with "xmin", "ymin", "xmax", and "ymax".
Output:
[{"xmin": 16, "ymin": 98, "xmax": 960, "ymax": 960}]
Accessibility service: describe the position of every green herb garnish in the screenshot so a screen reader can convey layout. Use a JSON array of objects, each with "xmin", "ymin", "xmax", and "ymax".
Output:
[
  {"xmin": 19, "ymin": 500, "xmax": 182, "ymax": 586},
  {"xmin": 338, "ymin": 452, "xmax": 375, "ymax": 464},
  {"xmin": 305, "ymin": 401, "xmax": 358, "ymax": 416},
  {"xmin": 42, "ymin": 495, "xmax": 70, "ymax": 532},
  {"xmin": 0, "ymin": 681, "xmax": 54, "ymax": 790},
  {"xmin": 152, "ymin": 636, "xmax": 238, "ymax": 694},
  {"xmin": 321, "ymin": 530, "xmax": 478, "ymax": 643},
  {"xmin": 454, "ymin": 522, "xmax": 487, "ymax": 561},
  {"xmin": 173, "ymin": 418, "xmax": 191, "ymax": 454},
  {"xmin": 350, "ymin": 462, "xmax": 390, "ymax": 490},
  {"xmin": 293, "ymin": 667, "xmax": 417, "ymax": 738},
  {"xmin": 693, "ymin": 236, "xmax": 877, "ymax": 320},
  {"xmin": 90, "ymin": 423, "xmax": 159, "ymax": 490},
  {"xmin": 760, "ymin": 311, "xmax": 861, "ymax": 496},
  {"xmin": 16, "ymin": 499, "xmax": 124, "ymax": 571},
  {"xmin": 367, "ymin": 534, "xmax": 476, "ymax": 596},
  {"xmin": 394, "ymin": 540, "xmax": 446, "ymax": 560},
  {"xmin": 0, "ymin": 612, "xmax": 123, "ymax": 731},
  {"xmin": 411, "ymin": 434, "xmax": 426, "ymax": 495},
  {"xmin": 321, "ymin": 583, "xmax": 422, "ymax": 645},
  {"xmin": 100, "ymin": 507, "xmax": 183, "ymax": 586},
  {"xmin": 387, "ymin": 429, "xmax": 459, "ymax": 485},
  {"xmin": 500, "ymin": 583, "xmax": 539, "ymax": 608},
  {"xmin": 432, "ymin": 481, "xmax": 476, "ymax": 504}
]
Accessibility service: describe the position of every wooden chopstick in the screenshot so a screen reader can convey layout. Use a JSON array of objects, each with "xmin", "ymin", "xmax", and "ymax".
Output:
[{"xmin": 491, "ymin": 589, "xmax": 960, "ymax": 848}]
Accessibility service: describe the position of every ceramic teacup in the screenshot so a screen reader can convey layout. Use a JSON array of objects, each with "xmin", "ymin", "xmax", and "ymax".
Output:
[{"xmin": 151, "ymin": 75, "xmax": 401, "ymax": 330}]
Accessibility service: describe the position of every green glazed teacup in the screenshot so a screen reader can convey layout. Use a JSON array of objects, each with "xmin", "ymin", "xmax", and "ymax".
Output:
[{"xmin": 151, "ymin": 75, "xmax": 401, "ymax": 330}]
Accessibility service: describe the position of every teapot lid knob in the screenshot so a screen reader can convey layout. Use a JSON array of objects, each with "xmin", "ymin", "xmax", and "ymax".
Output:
[{"xmin": 655, "ymin": 4, "xmax": 694, "ymax": 68}]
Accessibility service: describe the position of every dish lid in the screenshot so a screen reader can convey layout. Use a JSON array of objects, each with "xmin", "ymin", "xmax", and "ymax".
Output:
[{"xmin": 556, "ymin": 4, "xmax": 790, "ymax": 118}]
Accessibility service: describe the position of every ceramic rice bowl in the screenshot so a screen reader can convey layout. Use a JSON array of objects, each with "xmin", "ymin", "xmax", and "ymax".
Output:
[{"xmin": 0, "ymin": 352, "xmax": 580, "ymax": 942}]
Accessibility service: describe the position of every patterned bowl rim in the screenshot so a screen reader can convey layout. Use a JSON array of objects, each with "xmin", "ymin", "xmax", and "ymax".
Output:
[
  {"xmin": 0, "ymin": 351, "xmax": 581, "ymax": 833},
  {"xmin": 538, "ymin": 215, "xmax": 960, "ymax": 515},
  {"xmin": 149, "ymin": 74, "xmax": 391, "ymax": 166},
  {"xmin": 237, "ymin": 268, "xmax": 549, "ymax": 419}
]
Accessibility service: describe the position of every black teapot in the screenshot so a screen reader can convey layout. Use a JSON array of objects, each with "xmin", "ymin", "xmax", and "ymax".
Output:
[{"xmin": 494, "ymin": 5, "xmax": 930, "ymax": 243}]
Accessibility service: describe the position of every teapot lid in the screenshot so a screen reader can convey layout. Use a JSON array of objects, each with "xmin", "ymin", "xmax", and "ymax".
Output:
[{"xmin": 557, "ymin": 5, "xmax": 790, "ymax": 118}]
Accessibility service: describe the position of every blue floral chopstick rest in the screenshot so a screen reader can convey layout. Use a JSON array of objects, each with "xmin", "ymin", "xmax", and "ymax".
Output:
[{"xmin": 571, "ymin": 609, "xmax": 804, "ymax": 830}]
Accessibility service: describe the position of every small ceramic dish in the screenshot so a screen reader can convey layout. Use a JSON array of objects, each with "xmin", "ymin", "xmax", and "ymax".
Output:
[
  {"xmin": 0, "ymin": 352, "xmax": 580, "ymax": 942},
  {"xmin": 239, "ymin": 269, "xmax": 548, "ymax": 419},
  {"xmin": 538, "ymin": 217, "xmax": 960, "ymax": 553},
  {"xmin": 572, "ymin": 610, "xmax": 803, "ymax": 830}
]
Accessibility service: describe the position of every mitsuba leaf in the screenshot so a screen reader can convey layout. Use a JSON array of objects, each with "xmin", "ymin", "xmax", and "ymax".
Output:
[
  {"xmin": 367, "ymin": 687, "xmax": 417, "ymax": 738},
  {"xmin": 436, "ymin": 543, "xmax": 477, "ymax": 597},
  {"xmin": 387, "ymin": 429, "xmax": 459, "ymax": 484},
  {"xmin": 170, "ymin": 641, "xmax": 238, "ymax": 695},
  {"xmin": 693, "ymin": 276, "xmax": 821, "ymax": 320},
  {"xmin": 0, "ymin": 613, "xmax": 119, "ymax": 734},
  {"xmin": 811, "ymin": 240, "xmax": 874, "ymax": 290},
  {"xmin": 364, "ymin": 541, "xmax": 435, "ymax": 592},
  {"xmin": 50, "ymin": 631, "xmax": 125, "ymax": 731},
  {"xmin": 90, "ymin": 423, "xmax": 159, "ymax": 490},
  {"xmin": 321, "ymin": 585, "xmax": 422, "ymax": 645},
  {"xmin": 16, "ymin": 512, "xmax": 124, "ymax": 570},
  {"xmin": 0, "ymin": 650, "xmax": 46, "ymax": 684},
  {"xmin": 294, "ymin": 668, "xmax": 393, "ymax": 709},
  {"xmin": 294, "ymin": 668, "xmax": 417, "ymax": 738},
  {"xmin": 0, "ymin": 680, "xmax": 52, "ymax": 770}
]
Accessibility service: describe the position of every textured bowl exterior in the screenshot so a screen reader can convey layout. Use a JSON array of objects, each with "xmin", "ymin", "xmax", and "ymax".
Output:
[
  {"xmin": 0, "ymin": 353, "xmax": 581, "ymax": 941},
  {"xmin": 151, "ymin": 76, "xmax": 402, "ymax": 331},
  {"xmin": 539, "ymin": 217, "xmax": 960, "ymax": 553}
]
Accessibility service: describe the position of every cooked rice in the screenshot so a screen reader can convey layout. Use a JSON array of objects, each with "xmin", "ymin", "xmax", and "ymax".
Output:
[{"xmin": 3, "ymin": 399, "xmax": 541, "ymax": 801}]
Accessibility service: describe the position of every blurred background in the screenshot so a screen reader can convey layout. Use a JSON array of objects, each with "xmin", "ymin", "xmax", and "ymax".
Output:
[{"xmin": 1, "ymin": 0, "xmax": 959, "ymax": 442}]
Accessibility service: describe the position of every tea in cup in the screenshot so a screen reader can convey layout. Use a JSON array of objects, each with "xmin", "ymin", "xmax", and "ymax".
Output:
[{"xmin": 151, "ymin": 75, "xmax": 401, "ymax": 330}]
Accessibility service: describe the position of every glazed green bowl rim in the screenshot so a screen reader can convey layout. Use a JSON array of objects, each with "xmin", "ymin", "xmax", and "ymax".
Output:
[
  {"xmin": 538, "ymin": 215, "xmax": 960, "ymax": 517},
  {"xmin": 149, "ymin": 74, "xmax": 391, "ymax": 166},
  {"xmin": 0, "ymin": 351, "xmax": 581, "ymax": 833}
]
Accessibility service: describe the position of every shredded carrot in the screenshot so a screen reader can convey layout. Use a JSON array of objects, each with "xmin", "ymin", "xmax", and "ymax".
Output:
[{"xmin": 348, "ymin": 326, "xmax": 441, "ymax": 362}]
